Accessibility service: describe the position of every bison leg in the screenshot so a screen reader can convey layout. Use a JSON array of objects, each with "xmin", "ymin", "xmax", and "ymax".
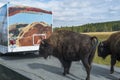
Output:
[
  {"xmin": 88, "ymin": 55, "xmax": 94, "ymax": 70},
  {"xmin": 82, "ymin": 58, "xmax": 90, "ymax": 80},
  {"xmin": 88, "ymin": 50, "xmax": 95, "ymax": 66},
  {"xmin": 59, "ymin": 59, "xmax": 72, "ymax": 75},
  {"xmin": 110, "ymin": 56, "xmax": 116, "ymax": 74},
  {"xmin": 63, "ymin": 61, "xmax": 72, "ymax": 75}
]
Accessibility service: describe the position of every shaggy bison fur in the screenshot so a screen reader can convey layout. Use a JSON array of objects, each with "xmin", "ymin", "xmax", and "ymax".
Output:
[
  {"xmin": 98, "ymin": 31, "xmax": 120, "ymax": 74},
  {"xmin": 39, "ymin": 30, "xmax": 98, "ymax": 80}
]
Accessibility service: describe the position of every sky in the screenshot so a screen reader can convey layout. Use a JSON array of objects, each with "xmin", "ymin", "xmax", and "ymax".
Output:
[
  {"xmin": 9, "ymin": 13, "xmax": 52, "ymax": 25},
  {"xmin": 0, "ymin": 0, "xmax": 120, "ymax": 27}
]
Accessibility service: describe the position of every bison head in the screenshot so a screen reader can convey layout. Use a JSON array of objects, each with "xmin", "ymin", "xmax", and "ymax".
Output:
[
  {"xmin": 98, "ymin": 41, "xmax": 110, "ymax": 59},
  {"xmin": 39, "ymin": 39, "xmax": 53, "ymax": 59}
]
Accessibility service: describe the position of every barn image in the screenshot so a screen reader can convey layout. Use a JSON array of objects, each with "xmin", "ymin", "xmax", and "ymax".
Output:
[{"xmin": 0, "ymin": 3, "xmax": 52, "ymax": 54}]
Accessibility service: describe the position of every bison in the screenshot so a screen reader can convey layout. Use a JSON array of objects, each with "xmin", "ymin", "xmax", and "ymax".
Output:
[
  {"xmin": 39, "ymin": 30, "xmax": 98, "ymax": 80},
  {"xmin": 98, "ymin": 31, "xmax": 120, "ymax": 74}
]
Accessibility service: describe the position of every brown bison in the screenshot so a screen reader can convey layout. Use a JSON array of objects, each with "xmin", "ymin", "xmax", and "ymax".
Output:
[
  {"xmin": 39, "ymin": 30, "xmax": 98, "ymax": 80},
  {"xmin": 98, "ymin": 31, "xmax": 120, "ymax": 74}
]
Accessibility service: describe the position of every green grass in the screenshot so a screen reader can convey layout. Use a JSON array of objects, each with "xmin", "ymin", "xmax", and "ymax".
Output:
[{"xmin": 84, "ymin": 32, "xmax": 120, "ymax": 67}]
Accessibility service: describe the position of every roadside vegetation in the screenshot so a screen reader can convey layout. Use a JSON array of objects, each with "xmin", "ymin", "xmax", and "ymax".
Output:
[{"xmin": 54, "ymin": 21, "xmax": 120, "ymax": 32}]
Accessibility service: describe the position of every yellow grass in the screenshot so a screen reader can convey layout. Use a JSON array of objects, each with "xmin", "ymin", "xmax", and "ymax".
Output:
[
  {"xmin": 83, "ymin": 32, "xmax": 115, "ymax": 35},
  {"xmin": 83, "ymin": 32, "xmax": 115, "ymax": 40}
]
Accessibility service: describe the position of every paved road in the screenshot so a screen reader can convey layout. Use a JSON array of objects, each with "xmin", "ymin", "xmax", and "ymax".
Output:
[{"xmin": 0, "ymin": 54, "xmax": 119, "ymax": 80}]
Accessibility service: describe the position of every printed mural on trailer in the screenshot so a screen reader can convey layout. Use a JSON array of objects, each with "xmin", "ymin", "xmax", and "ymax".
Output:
[{"xmin": 8, "ymin": 4, "xmax": 52, "ymax": 47}]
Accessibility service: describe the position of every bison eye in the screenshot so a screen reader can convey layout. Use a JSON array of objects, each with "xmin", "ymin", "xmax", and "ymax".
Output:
[
  {"xmin": 41, "ymin": 47, "xmax": 43, "ymax": 49},
  {"xmin": 40, "ymin": 45, "xmax": 45, "ymax": 49},
  {"xmin": 101, "ymin": 45, "xmax": 104, "ymax": 47}
]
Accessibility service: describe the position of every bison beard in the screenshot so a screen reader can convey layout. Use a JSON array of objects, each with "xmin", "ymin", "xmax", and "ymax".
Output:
[
  {"xmin": 98, "ymin": 31, "xmax": 120, "ymax": 74},
  {"xmin": 39, "ymin": 30, "xmax": 98, "ymax": 80}
]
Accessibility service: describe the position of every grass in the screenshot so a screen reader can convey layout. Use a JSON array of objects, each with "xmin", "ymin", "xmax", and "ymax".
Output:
[{"xmin": 83, "ymin": 32, "xmax": 120, "ymax": 67}]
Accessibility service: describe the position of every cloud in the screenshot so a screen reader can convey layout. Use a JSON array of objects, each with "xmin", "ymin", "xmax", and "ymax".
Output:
[
  {"xmin": 0, "ymin": 3, "xmax": 4, "ymax": 6},
  {"xmin": 0, "ymin": 0, "xmax": 120, "ymax": 27},
  {"xmin": 105, "ymin": 0, "xmax": 113, "ymax": 2},
  {"xmin": 51, "ymin": 0, "xmax": 120, "ymax": 27}
]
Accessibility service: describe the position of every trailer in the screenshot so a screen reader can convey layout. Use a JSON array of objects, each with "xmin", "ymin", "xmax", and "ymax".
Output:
[{"xmin": 0, "ymin": 3, "xmax": 52, "ymax": 54}]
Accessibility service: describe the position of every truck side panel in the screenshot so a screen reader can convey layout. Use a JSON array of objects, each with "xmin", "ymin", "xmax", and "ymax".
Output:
[{"xmin": 0, "ymin": 4, "xmax": 8, "ymax": 54}]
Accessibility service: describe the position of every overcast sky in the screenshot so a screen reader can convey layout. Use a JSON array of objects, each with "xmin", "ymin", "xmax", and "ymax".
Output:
[{"xmin": 0, "ymin": 0, "xmax": 120, "ymax": 27}]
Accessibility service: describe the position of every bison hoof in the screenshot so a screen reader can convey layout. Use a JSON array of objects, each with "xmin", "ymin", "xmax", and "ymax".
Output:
[
  {"xmin": 63, "ymin": 72, "xmax": 66, "ymax": 76},
  {"xmin": 86, "ymin": 78, "xmax": 90, "ymax": 80},
  {"xmin": 63, "ymin": 71, "xmax": 69, "ymax": 75},
  {"xmin": 67, "ymin": 72, "xmax": 69, "ymax": 74},
  {"xmin": 110, "ymin": 71, "xmax": 114, "ymax": 74}
]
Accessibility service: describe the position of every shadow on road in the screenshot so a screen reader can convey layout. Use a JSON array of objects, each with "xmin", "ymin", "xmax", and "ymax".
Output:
[
  {"xmin": 0, "ymin": 53, "xmax": 41, "ymax": 60},
  {"xmin": 28, "ymin": 63, "xmax": 62, "ymax": 75},
  {"xmin": 91, "ymin": 65, "xmax": 119, "ymax": 80},
  {"xmin": 28, "ymin": 63, "xmax": 83, "ymax": 80},
  {"xmin": 28, "ymin": 63, "xmax": 119, "ymax": 80},
  {"xmin": 0, "ymin": 64, "xmax": 31, "ymax": 80}
]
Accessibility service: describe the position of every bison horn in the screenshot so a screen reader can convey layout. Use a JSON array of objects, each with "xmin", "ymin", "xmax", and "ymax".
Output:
[
  {"xmin": 41, "ymin": 40, "xmax": 45, "ymax": 44},
  {"xmin": 100, "ymin": 42, "xmax": 104, "ymax": 47}
]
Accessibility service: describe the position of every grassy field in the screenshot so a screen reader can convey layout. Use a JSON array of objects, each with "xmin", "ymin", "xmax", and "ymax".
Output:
[{"xmin": 83, "ymin": 32, "xmax": 120, "ymax": 67}]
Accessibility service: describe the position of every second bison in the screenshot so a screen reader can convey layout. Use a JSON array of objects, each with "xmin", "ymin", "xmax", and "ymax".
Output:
[
  {"xmin": 98, "ymin": 31, "xmax": 120, "ymax": 74},
  {"xmin": 39, "ymin": 30, "xmax": 98, "ymax": 80}
]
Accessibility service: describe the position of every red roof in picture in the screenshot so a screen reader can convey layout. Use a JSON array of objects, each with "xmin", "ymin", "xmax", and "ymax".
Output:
[{"xmin": 9, "ymin": 6, "xmax": 52, "ymax": 16}]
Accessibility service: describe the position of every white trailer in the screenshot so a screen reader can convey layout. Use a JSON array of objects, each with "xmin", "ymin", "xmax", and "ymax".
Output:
[{"xmin": 0, "ymin": 3, "xmax": 52, "ymax": 54}]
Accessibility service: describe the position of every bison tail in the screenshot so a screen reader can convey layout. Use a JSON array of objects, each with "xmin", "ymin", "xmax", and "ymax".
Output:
[
  {"xmin": 91, "ymin": 36, "xmax": 98, "ymax": 48},
  {"xmin": 88, "ymin": 36, "xmax": 98, "ymax": 62},
  {"xmin": 90, "ymin": 36, "xmax": 98, "ymax": 55}
]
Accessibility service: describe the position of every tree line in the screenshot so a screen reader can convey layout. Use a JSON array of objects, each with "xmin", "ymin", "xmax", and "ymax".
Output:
[{"xmin": 54, "ymin": 21, "xmax": 120, "ymax": 32}]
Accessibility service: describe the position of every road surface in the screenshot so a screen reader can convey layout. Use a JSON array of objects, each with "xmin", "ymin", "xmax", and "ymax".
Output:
[{"xmin": 0, "ymin": 53, "xmax": 119, "ymax": 80}]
